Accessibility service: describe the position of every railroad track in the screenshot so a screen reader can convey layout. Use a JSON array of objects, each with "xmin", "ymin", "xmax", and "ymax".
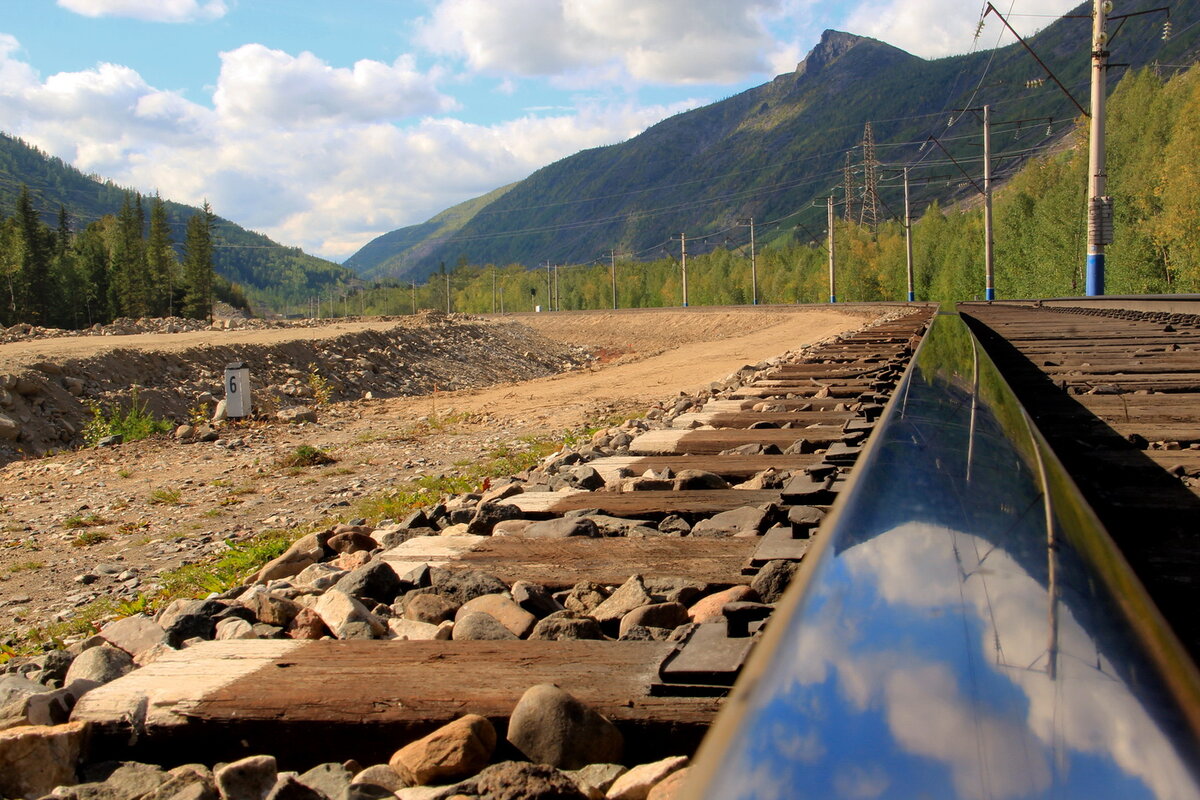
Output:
[
  {"xmin": 65, "ymin": 308, "xmax": 934, "ymax": 773},
  {"xmin": 19, "ymin": 299, "xmax": 1200, "ymax": 800}
]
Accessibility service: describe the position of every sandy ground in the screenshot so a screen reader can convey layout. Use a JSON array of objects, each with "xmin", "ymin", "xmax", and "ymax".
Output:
[{"xmin": 0, "ymin": 306, "xmax": 878, "ymax": 637}]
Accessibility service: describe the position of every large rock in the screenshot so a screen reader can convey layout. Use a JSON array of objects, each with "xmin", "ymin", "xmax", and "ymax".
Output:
[
  {"xmin": 429, "ymin": 569, "xmax": 507, "ymax": 606},
  {"xmin": 521, "ymin": 518, "xmax": 599, "ymax": 539},
  {"xmin": 0, "ymin": 721, "xmax": 89, "ymax": 799},
  {"xmin": 313, "ymin": 590, "xmax": 387, "ymax": 639},
  {"xmin": 466, "ymin": 762, "xmax": 586, "ymax": 800},
  {"xmin": 528, "ymin": 612, "xmax": 604, "ymax": 642},
  {"xmin": 334, "ymin": 561, "xmax": 403, "ymax": 605},
  {"xmin": 686, "ymin": 586, "xmax": 760, "ymax": 623},
  {"xmin": 254, "ymin": 534, "xmax": 328, "ymax": 583},
  {"xmin": 403, "ymin": 593, "xmax": 458, "ymax": 625},
  {"xmin": 589, "ymin": 575, "xmax": 652, "ymax": 626},
  {"xmin": 349, "ymin": 764, "xmax": 410, "ymax": 794},
  {"xmin": 751, "ymin": 560, "xmax": 798, "ymax": 603},
  {"xmin": 0, "ymin": 676, "xmax": 51, "ymax": 708},
  {"xmin": 215, "ymin": 618, "xmax": 259, "ymax": 641},
  {"xmin": 646, "ymin": 767, "xmax": 689, "ymax": 800},
  {"xmin": 286, "ymin": 608, "xmax": 330, "ymax": 640},
  {"xmin": 689, "ymin": 506, "xmax": 768, "ymax": 538},
  {"xmin": 63, "ymin": 645, "xmax": 133, "ymax": 689},
  {"xmin": 264, "ymin": 775, "xmax": 323, "ymax": 800},
  {"xmin": 215, "ymin": 756, "xmax": 278, "ymax": 800},
  {"xmin": 618, "ymin": 603, "xmax": 689, "ymax": 639},
  {"xmin": 454, "ymin": 594, "xmax": 536, "ymax": 638},
  {"xmin": 566, "ymin": 764, "xmax": 626, "ymax": 798},
  {"xmin": 451, "ymin": 612, "xmax": 518, "ymax": 641},
  {"xmin": 671, "ymin": 470, "xmax": 728, "ymax": 490},
  {"xmin": 98, "ymin": 615, "xmax": 168, "ymax": 658},
  {"xmin": 388, "ymin": 714, "xmax": 496, "ymax": 786},
  {"xmin": 605, "ymin": 756, "xmax": 688, "ymax": 800},
  {"xmin": 506, "ymin": 684, "xmax": 622, "ymax": 770}
]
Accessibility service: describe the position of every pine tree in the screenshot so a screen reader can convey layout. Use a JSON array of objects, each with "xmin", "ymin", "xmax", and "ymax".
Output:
[
  {"xmin": 109, "ymin": 193, "xmax": 149, "ymax": 317},
  {"xmin": 75, "ymin": 223, "xmax": 111, "ymax": 326},
  {"xmin": 181, "ymin": 202, "xmax": 214, "ymax": 321}
]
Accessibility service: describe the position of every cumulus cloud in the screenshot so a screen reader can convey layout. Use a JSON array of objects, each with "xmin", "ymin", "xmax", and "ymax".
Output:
[
  {"xmin": 842, "ymin": 0, "xmax": 1084, "ymax": 58},
  {"xmin": 56, "ymin": 0, "xmax": 228, "ymax": 23},
  {"xmin": 418, "ymin": 0, "xmax": 799, "ymax": 84},
  {"xmin": 213, "ymin": 45, "xmax": 457, "ymax": 126},
  {"xmin": 0, "ymin": 36, "xmax": 693, "ymax": 260}
]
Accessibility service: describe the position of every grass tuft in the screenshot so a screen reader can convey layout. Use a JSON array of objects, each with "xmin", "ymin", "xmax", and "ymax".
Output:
[{"xmin": 278, "ymin": 445, "xmax": 337, "ymax": 469}]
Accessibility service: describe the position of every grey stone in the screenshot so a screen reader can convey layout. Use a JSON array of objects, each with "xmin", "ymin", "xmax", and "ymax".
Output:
[
  {"xmin": 63, "ymin": 644, "xmax": 133, "ymax": 688},
  {"xmin": 466, "ymin": 501, "xmax": 524, "ymax": 535},
  {"xmin": 618, "ymin": 603, "xmax": 690, "ymax": 639},
  {"xmin": 566, "ymin": 764, "xmax": 627, "ymax": 797},
  {"xmin": 528, "ymin": 612, "xmax": 604, "ymax": 641},
  {"xmin": 751, "ymin": 560, "xmax": 799, "ymax": 603},
  {"xmin": 313, "ymin": 590, "xmax": 387, "ymax": 639},
  {"xmin": 292, "ymin": 563, "xmax": 346, "ymax": 592},
  {"xmin": 657, "ymin": 515, "xmax": 691, "ymax": 535},
  {"xmin": 157, "ymin": 599, "xmax": 224, "ymax": 645},
  {"xmin": 561, "ymin": 582, "xmax": 608, "ymax": 614},
  {"xmin": 98, "ymin": 615, "xmax": 168, "ymax": 658},
  {"xmin": 451, "ymin": 612, "xmax": 518, "ymax": 641},
  {"xmin": 506, "ymin": 684, "xmax": 623, "ymax": 770},
  {"xmin": 690, "ymin": 506, "xmax": 768, "ymax": 537},
  {"xmin": 215, "ymin": 618, "xmax": 258, "ymax": 640},
  {"xmin": 216, "ymin": 756, "xmax": 278, "ymax": 800},
  {"xmin": 255, "ymin": 534, "xmax": 328, "ymax": 583},
  {"xmin": 242, "ymin": 590, "xmax": 304, "ymax": 627},
  {"xmin": 0, "ymin": 720, "xmax": 88, "ymax": 800},
  {"xmin": 334, "ymin": 561, "xmax": 402, "ymax": 605},
  {"xmin": 0, "ymin": 675, "xmax": 50, "ymax": 707},
  {"xmin": 521, "ymin": 518, "xmax": 599, "ymax": 539},
  {"xmin": 0, "ymin": 687, "xmax": 73, "ymax": 729},
  {"xmin": 511, "ymin": 581, "xmax": 563, "ymax": 618},
  {"xmin": 466, "ymin": 762, "xmax": 587, "ymax": 800},
  {"xmin": 455, "ymin": 594, "xmax": 536, "ymax": 638},
  {"xmin": 102, "ymin": 762, "xmax": 171, "ymax": 800},
  {"xmin": 30, "ymin": 650, "xmax": 74, "ymax": 685},
  {"xmin": 567, "ymin": 466, "xmax": 605, "ymax": 491},
  {"xmin": 429, "ymin": 568, "xmax": 507, "ymax": 605},
  {"xmin": 265, "ymin": 775, "xmax": 323, "ymax": 800},
  {"xmin": 402, "ymin": 592, "xmax": 458, "ymax": 624},
  {"xmin": 579, "ymin": 515, "xmax": 654, "ymax": 537},
  {"xmin": 590, "ymin": 575, "xmax": 652, "ymax": 626},
  {"xmin": 672, "ymin": 470, "xmax": 729, "ymax": 490},
  {"xmin": 617, "ymin": 625, "xmax": 671, "ymax": 642},
  {"xmin": 348, "ymin": 764, "xmax": 409, "ymax": 795},
  {"xmin": 277, "ymin": 407, "xmax": 318, "ymax": 424},
  {"xmin": 297, "ymin": 764, "xmax": 352, "ymax": 800}
]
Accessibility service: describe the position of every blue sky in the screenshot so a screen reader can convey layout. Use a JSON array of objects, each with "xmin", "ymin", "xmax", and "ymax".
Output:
[{"xmin": 0, "ymin": 0, "xmax": 1078, "ymax": 261}]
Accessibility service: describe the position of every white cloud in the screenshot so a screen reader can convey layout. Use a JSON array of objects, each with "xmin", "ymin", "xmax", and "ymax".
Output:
[
  {"xmin": 56, "ymin": 0, "xmax": 228, "ymax": 23},
  {"xmin": 843, "ymin": 0, "xmax": 1085, "ymax": 59},
  {"xmin": 0, "ymin": 36, "xmax": 693, "ymax": 261},
  {"xmin": 213, "ymin": 45, "xmax": 457, "ymax": 127},
  {"xmin": 418, "ymin": 0, "xmax": 800, "ymax": 84}
]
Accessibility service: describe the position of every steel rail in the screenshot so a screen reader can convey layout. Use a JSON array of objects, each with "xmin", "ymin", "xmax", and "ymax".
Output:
[{"xmin": 683, "ymin": 310, "xmax": 1200, "ymax": 799}]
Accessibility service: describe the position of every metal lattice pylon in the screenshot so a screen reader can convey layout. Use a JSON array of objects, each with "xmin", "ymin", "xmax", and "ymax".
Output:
[
  {"xmin": 859, "ymin": 122, "xmax": 880, "ymax": 230},
  {"xmin": 842, "ymin": 151, "xmax": 856, "ymax": 222}
]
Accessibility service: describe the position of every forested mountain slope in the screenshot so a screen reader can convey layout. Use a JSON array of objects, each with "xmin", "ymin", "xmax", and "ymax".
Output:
[{"xmin": 349, "ymin": 0, "xmax": 1199, "ymax": 282}]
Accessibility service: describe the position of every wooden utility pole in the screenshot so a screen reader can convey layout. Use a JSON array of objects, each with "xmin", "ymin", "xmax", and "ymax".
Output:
[{"xmin": 827, "ymin": 197, "xmax": 837, "ymax": 303}]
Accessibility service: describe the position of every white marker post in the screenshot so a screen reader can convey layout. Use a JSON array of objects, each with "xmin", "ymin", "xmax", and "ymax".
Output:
[{"xmin": 224, "ymin": 361, "xmax": 252, "ymax": 418}]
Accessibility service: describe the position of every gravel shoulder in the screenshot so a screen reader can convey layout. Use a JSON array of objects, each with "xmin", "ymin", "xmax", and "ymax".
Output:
[{"xmin": 0, "ymin": 306, "xmax": 881, "ymax": 640}]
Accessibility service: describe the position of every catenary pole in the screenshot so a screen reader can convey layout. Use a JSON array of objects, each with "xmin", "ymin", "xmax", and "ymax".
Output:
[
  {"xmin": 1087, "ymin": 0, "xmax": 1111, "ymax": 295},
  {"xmin": 827, "ymin": 196, "xmax": 837, "ymax": 303},
  {"xmin": 904, "ymin": 167, "xmax": 915, "ymax": 303},
  {"xmin": 984, "ymin": 104, "xmax": 995, "ymax": 301},
  {"xmin": 610, "ymin": 250, "xmax": 618, "ymax": 310}
]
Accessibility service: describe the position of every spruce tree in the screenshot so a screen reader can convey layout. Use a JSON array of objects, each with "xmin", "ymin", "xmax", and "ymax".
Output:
[
  {"xmin": 181, "ymin": 202, "xmax": 214, "ymax": 321},
  {"xmin": 146, "ymin": 194, "xmax": 176, "ymax": 316},
  {"xmin": 15, "ymin": 185, "xmax": 51, "ymax": 324}
]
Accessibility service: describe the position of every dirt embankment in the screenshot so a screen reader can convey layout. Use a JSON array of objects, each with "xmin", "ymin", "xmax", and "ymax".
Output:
[{"xmin": 0, "ymin": 313, "xmax": 589, "ymax": 461}]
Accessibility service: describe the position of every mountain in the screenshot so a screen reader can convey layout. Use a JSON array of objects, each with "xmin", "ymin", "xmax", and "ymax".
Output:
[
  {"xmin": 349, "ymin": 1, "xmax": 1200, "ymax": 282},
  {"xmin": 0, "ymin": 133, "xmax": 354, "ymax": 306}
]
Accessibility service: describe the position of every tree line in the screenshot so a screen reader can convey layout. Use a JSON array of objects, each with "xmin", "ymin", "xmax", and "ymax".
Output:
[
  {"xmin": 343, "ymin": 62, "xmax": 1199, "ymax": 315},
  {"xmin": 0, "ymin": 187, "xmax": 236, "ymax": 328}
]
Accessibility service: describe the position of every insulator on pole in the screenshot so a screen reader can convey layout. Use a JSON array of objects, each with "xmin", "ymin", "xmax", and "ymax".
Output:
[{"xmin": 1162, "ymin": 20, "xmax": 1172, "ymax": 40}]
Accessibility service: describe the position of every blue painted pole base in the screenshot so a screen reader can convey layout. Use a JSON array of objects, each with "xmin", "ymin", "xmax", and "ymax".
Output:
[
  {"xmin": 907, "ymin": 291, "xmax": 915, "ymax": 302},
  {"xmin": 1086, "ymin": 253, "xmax": 1105, "ymax": 296},
  {"xmin": 829, "ymin": 295, "xmax": 837, "ymax": 304},
  {"xmin": 985, "ymin": 288, "xmax": 995, "ymax": 301}
]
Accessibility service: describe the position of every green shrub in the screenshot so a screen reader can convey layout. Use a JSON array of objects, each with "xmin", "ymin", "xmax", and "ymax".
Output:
[{"xmin": 83, "ymin": 390, "xmax": 172, "ymax": 447}]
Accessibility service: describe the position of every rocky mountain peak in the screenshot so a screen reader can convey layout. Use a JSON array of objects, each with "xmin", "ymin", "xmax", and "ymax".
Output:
[{"xmin": 795, "ymin": 30, "xmax": 868, "ymax": 77}]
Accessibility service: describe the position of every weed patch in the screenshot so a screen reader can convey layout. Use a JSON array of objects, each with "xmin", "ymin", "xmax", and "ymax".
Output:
[
  {"xmin": 82, "ymin": 390, "xmax": 173, "ymax": 447},
  {"xmin": 278, "ymin": 445, "xmax": 337, "ymax": 469}
]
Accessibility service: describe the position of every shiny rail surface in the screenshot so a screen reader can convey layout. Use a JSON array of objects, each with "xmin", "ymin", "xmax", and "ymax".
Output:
[{"xmin": 684, "ymin": 310, "xmax": 1200, "ymax": 799}]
